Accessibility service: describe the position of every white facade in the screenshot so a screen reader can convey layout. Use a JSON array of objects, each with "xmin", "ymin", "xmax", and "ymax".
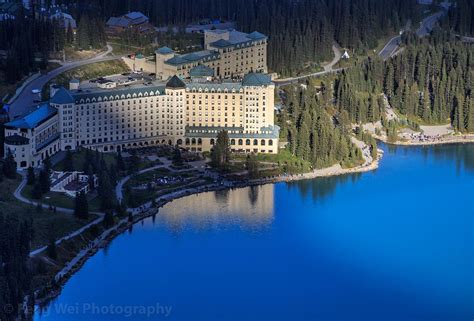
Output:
[{"xmin": 5, "ymin": 73, "xmax": 279, "ymax": 169}]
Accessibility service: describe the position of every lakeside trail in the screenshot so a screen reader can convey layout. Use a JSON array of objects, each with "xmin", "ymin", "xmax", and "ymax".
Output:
[{"xmin": 28, "ymin": 139, "xmax": 382, "ymax": 308}]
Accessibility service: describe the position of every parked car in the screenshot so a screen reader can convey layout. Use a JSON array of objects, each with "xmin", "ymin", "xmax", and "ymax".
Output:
[{"xmin": 31, "ymin": 89, "xmax": 41, "ymax": 94}]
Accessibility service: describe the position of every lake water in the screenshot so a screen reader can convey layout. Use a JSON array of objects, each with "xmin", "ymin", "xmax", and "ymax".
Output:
[{"xmin": 36, "ymin": 144, "xmax": 474, "ymax": 321}]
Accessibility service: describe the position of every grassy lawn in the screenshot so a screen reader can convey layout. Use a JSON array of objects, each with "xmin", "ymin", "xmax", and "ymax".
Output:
[
  {"xmin": 124, "ymin": 168, "xmax": 206, "ymax": 207},
  {"xmin": 127, "ymin": 168, "xmax": 171, "ymax": 185},
  {"xmin": 22, "ymin": 184, "xmax": 102, "ymax": 212},
  {"xmin": 234, "ymin": 149, "xmax": 312, "ymax": 169},
  {"xmin": 0, "ymin": 177, "xmax": 96, "ymax": 249},
  {"xmin": 64, "ymin": 47, "xmax": 105, "ymax": 61},
  {"xmin": 53, "ymin": 148, "xmax": 117, "ymax": 172}
]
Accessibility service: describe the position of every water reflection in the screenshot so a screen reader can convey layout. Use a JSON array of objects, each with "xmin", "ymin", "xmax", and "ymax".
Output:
[
  {"xmin": 287, "ymin": 173, "xmax": 361, "ymax": 201},
  {"xmin": 156, "ymin": 184, "xmax": 275, "ymax": 233},
  {"xmin": 431, "ymin": 144, "xmax": 474, "ymax": 172},
  {"xmin": 386, "ymin": 143, "xmax": 474, "ymax": 172}
]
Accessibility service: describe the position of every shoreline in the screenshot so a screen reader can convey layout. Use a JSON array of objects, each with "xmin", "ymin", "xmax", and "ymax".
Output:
[
  {"xmin": 375, "ymin": 135, "xmax": 474, "ymax": 147},
  {"xmin": 26, "ymin": 134, "xmax": 474, "ymax": 314},
  {"xmin": 30, "ymin": 149, "xmax": 383, "ymax": 312}
]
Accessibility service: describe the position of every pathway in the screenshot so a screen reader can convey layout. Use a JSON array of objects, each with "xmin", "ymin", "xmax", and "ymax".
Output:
[{"xmin": 274, "ymin": 45, "xmax": 343, "ymax": 86}]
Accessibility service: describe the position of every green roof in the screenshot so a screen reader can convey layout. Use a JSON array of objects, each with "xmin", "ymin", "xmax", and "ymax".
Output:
[
  {"xmin": 5, "ymin": 103, "xmax": 57, "ymax": 129},
  {"xmin": 242, "ymin": 73, "xmax": 272, "ymax": 86},
  {"xmin": 165, "ymin": 50, "xmax": 220, "ymax": 66},
  {"xmin": 189, "ymin": 65, "xmax": 214, "ymax": 77},
  {"xmin": 166, "ymin": 75, "xmax": 186, "ymax": 88},
  {"xmin": 156, "ymin": 46, "xmax": 174, "ymax": 55},
  {"xmin": 51, "ymin": 87, "xmax": 75, "ymax": 104}
]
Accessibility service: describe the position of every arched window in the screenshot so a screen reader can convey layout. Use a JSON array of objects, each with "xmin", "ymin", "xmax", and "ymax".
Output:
[
  {"xmin": 177, "ymin": 139, "xmax": 183, "ymax": 145},
  {"xmin": 268, "ymin": 139, "xmax": 273, "ymax": 146},
  {"xmin": 246, "ymin": 139, "xmax": 251, "ymax": 146},
  {"xmin": 191, "ymin": 138, "xmax": 196, "ymax": 145},
  {"xmin": 185, "ymin": 138, "xmax": 190, "ymax": 145},
  {"xmin": 230, "ymin": 139, "xmax": 236, "ymax": 145},
  {"xmin": 238, "ymin": 139, "xmax": 243, "ymax": 145},
  {"xmin": 261, "ymin": 139, "xmax": 266, "ymax": 146},
  {"xmin": 210, "ymin": 139, "xmax": 215, "ymax": 145},
  {"xmin": 253, "ymin": 139, "xmax": 258, "ymax": 146},
  {"xmin": 198, "ymin": 138, "xmax": 202, "ymax": 145}
]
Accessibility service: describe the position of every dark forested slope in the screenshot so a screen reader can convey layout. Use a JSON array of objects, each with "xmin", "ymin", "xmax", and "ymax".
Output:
[{"xmin": 335, "ymin": 31, "xmax": 473, "ymax": 132}]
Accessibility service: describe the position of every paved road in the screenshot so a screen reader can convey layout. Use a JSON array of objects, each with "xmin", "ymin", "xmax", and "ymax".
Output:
[
  {"xmin": 379, "ymin": 6, "xmax": 449, "ymax": 60},
  {"xmin": 8, "ymin": 45, "xmax": 120, "ymax": 118},
  {"xmin": 274, "ymin": 45, "xmax": 343, "ymax": 86},
  {"xmin": 461, "ymin": 36, "xmax": 474, "ymax": 43},
  {"xmin": 378, "ymin": 34, "xmax": 403, "ymax": 60}
]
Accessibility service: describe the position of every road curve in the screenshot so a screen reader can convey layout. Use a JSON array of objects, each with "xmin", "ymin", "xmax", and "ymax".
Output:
[
  {"xmin": 274, "ymin": 45, "xmax": 343, "ymax": 86},
  {"xmin": 8, "ymin": 45, "xmax": 120, "ymax": 118},
  {"xmin": 379, "ymin": 7, "xmax": 448, "ymax": 60}
]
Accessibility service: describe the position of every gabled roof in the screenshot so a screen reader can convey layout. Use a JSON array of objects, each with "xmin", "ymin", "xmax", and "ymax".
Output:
[
  {"xmin": 156, "ymin": 46, "xmax": 174, "ymax": 55},
  {"xmin": 5, "ymin": 103, "xmax": 57, "ymax": 129},
  {"xmin": 51, "ymin": 87, "xmax": 75, "ymax": 104},
  {"xmin": 209, "ymin": 39, "xmax": 232, "ymax": 48},
  {"xmin": 247, "ymin": 31, "xmax": 267, "ymax": 40},
  {"xmin": 242, "ymin": 73, "xmax": 272, "ymax": 86},
  {"xmin": 189, "ymin": 65, "xmax": 214, "ymax": 77},
  {"xmin": 166, "ymin": 75, "xmax": 186, "ymax": 88},
  {"xmin": 106, "ymin": 16, "xmax": 130, "ymax": 28},
  {"xmin": 208, "ymin": 30, "xmax": 267, "ymax": 49},
  {"xmin": 125, "ymin": 11, "xmax": 148, "ymax": 21}
]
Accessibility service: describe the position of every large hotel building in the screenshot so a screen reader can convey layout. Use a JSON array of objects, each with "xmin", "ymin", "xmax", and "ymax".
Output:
[
  {"xmin": 4, "ymin": 73, "xmax": 279, "ymax": 169},
  {"xmin": 4, "ymin": 28, "xmax": 278, "ymax": 169},
  {"xmin": 128, "ymin": 29, "xmax": 268, "ymax": 80}
]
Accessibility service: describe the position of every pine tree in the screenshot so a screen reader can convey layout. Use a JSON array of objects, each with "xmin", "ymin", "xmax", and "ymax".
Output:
[
  {"xmin": 47, "ymin": 237, "xmax": 57, "ymax": 259},
  {"xmin": 62, "ymin": 150, "xmax": 74, "ymax": 172},
  {"xmin": 27, "ymin": 167, "xmax": 36, "ymax": 185},
  {"xmin": 211, "ymin": 131, "xmax": 231, "ymax": 170},
  {"xmin": 3, "ymin": 152, "xmax": 17, "ymax": 179},
  {"xmin": 116, "ymin": 151, "xmax": 126, "ymax": 171},
  {"xmin": 39, "ymin": 169, "xmax": 50, "ymax": 194},
  {"xmin": 74, "ymin": 192, "xmax": 89, "ymax": 219}
]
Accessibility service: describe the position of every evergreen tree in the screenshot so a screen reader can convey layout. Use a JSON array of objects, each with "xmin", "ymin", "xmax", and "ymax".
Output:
[
  {"xmin": 74, "ymin": 191, "xmax": 89, "ymax": 219},
  {"xmin": 246, "ymin": 153, "xmax": 259, "ymax": 179},
  {"xmin": 63, "ymin": 150, "xmax": 74, "ymax": 171},
  {"xmin": 26, "ymin": 167, "xmax": 36, "ymax": 185},
  {"xmin": 47, "ymin": 237, "xmax": 57, "ymax": 260},
  {"xmin": 3, "ymin": 152, "xmax": 17, "ymax": 179},
  {"xmin": 116, "ymin": 151, "xmax": 126, "ymax": 171},
  {"xmin": 39, "ymin": 169, "xmax": 50, "ymax": 194},
  {"xmin": 211, "ymin": 131, "xmax": 231, "ymax": 170},
  {"xmin": 32, "ymin": 182, "xmax": 43, "ymax": 200}
]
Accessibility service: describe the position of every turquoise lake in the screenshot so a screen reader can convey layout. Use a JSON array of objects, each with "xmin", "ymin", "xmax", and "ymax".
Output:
[{"xmin": 36, "ymin": 144, "xmax": 474, "ymax": 321}]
